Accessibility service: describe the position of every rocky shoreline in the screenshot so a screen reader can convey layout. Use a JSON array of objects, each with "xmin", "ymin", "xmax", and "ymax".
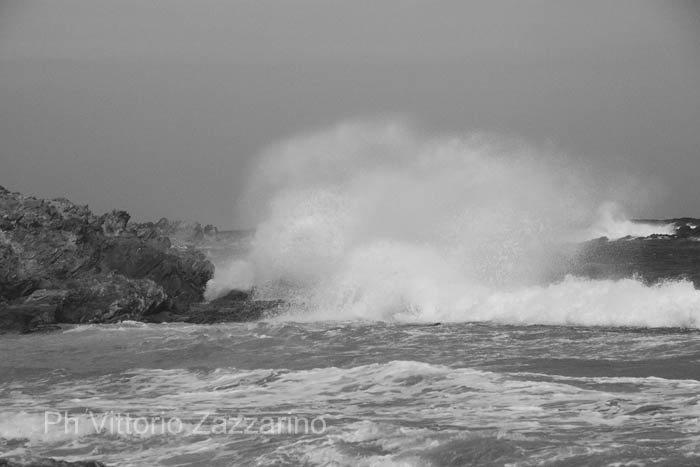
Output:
[
  {"xmin": 2, "ymin": 189, "xmax": 700, "ymax": 467},
  {"xmin": 571, "ymin": 220, "xmax": 700, "ymax": 288},
  {"xmin": 0, "ymin": 186, "xmax": 278, "ymax": 334},
  {"xmin": 3, "ymin": 186, "xmax": 700, "ymax": 335}
]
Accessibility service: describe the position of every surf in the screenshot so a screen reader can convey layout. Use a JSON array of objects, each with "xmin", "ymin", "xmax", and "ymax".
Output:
[{"xmin": 208, "ymin": 120, "xmax": 699, "ymax": 327}]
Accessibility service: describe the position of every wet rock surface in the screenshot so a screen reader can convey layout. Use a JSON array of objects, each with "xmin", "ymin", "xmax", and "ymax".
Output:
[
  {"xmin": 0, "ymin": 187, "xmax": 216, "ymax": 332},
  {"xmin": 573, "ymin": 236, "xmax": 700, "ymax": 287},
  {"xmin": 0, "ymin": 459, "xmax": 106, "ymax": 467},
  {"xmin": 0, "ymin": 186, "xmax": 283, "ymax": 333},
  {"xmin": 6, "ymin": 184, "xmax": 699, "ymax": 333},
  {"xmin": 146, "ymin": 289, "xmax": 285, "ymax": 324}
]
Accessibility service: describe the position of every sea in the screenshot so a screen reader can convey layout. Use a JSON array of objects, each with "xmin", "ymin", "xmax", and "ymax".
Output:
[
  {"xmin": 4, "ymin": 123, "xmax": 700, "ymax": 466},
  {"xmin": 2, "ymin": 320, "xmax": 700, "ymax": 466}
]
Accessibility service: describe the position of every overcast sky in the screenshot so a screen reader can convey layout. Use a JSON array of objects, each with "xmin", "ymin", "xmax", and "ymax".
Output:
[{"xmin": 1, "ymin": 1, "xmax": 699, "ymax": 227}]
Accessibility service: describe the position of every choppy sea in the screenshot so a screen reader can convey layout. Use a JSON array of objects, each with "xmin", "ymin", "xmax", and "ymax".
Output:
[{"xmin": 3, "ymin": 319, "xmax": 700, "ymax": 466}]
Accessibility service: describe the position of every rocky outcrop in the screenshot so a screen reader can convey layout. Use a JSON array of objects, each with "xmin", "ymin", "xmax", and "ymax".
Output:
[
  {"xmin": 572, "ymin": 236, "xmax": 700, "ymax": 287},
  {"xmin": 0, "ymin": 302, "xmax": 58, "ymax": 334},
  {"xmin": 146, "ymin": 289, "xmax": 284, "ymax": 324},
  {"xmin": 57, "ymin": 274, "xmax": 168, "ymax": 323},
  {"xmin": 132, "ymin": 218, "xmax": 255, "ymax": 268},
  {"xmin": 96, "ymin": 235, "xmax": 211, "ymax": 303},
  {"xmin": 134, "ymin": 218, "xmax": 219, "ymax": 248},
  {"xmin": 634, "ymin": 217, "xmax": 700, "ymax": 239},
  {"xmin": 0, "ymin": 186, "xmax": 213, "ymax": 332}
]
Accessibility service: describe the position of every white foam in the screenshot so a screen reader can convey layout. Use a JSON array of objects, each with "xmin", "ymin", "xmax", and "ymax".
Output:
[
  {"xmin": 575, "ymin": 202, "xmax": 675, "ymax": 241},
  {"xmin": 5, "ymin": 360, "xmax": 700, "ymax": 465},
  {"xmin": 287, "ymin": 273, "xmax": 700, "ymax": 328},
  {"xmin": 210, "ymin": 121, "xmax": 687, "ymax": 327},
  {"xmin": 204, "ymin": 259, "xmax": 254, "ymax": 300}
]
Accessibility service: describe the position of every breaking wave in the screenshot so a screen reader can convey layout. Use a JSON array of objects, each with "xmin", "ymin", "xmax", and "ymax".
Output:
[
  {"xmin": 576, "ymin": 202, "xmax": 676, "ymax": 241},
  {"xmin": 209, "ymin": 121, "xmax": 699, "ymax": 327}
]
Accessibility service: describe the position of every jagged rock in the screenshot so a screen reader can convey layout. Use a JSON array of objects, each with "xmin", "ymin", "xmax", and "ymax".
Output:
[
  {"xmin": 175, "ymin": 289, "xmax": 278, "ymax": 323},
  {"xmin": 144, "ymin": 289, "xmax": 282, "ymax": 324},
  {"xmin": 24, "ymin": 289, "xmax": 69, "ymax": 305},
  {"xmin": 96, "ymin": 237, "xmax": 213, "ymax": 302},
  {"xmin": 149, "ymin": 299, "xmax": 283, "ymax": 324},
  {"xmin": 210, "ymin": 289, "xmax": 252, "ymax": 304},
  {"xmin": 99, "ymin": 210, "xmax": 131, "ymax": 237},
  {"xmin": 0, "ymin": 187, "xmax": 214, "ymax": 332},
  {"xmin": 58, "ymin": 274, "xmax": 169, "ymax": 323},
  {"xmin": 1, "ymin": 289, "xmax": 66, "ymax": 332},
  {"xmin": 0, "ymin": 303, "xmax": 57, "ymax": 333},
  {"xmin": 0, "ymin": 186, "xmax": 275, "ymax": 331},
  {"xmin": 0, "ymin": 276, "xmax": 168, "ymax": 332},
  {"xmin": 138, "ymin": 218, "xmax": 218, "ymax": 248},
  {"xmin": 0, "ymin": 243, "xmax": 25, "ymax": 298}
]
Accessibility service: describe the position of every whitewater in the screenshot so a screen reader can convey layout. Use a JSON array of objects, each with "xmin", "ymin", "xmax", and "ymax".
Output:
[
  {"xmin": 210, "ymin": 121, "xmax": 692, "ymax": 328},
  {"xmin": 3, "ymin": 322, "xmax": 700, "ymax": 466},
  {"xmin": 3, "ymin": 122, "xmax": 700, "ymax": 466}
]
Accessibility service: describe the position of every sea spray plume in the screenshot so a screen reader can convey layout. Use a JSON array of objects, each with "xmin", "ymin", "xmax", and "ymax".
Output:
[
  {"xmin": 207, "ymin": 121, "xmax": 700, "ymax": 325},
  {"xmin": 577, "ymin": 201, "xmax": 676, "ymax": 241},
  {"xmin": 204, "ymin": 259, "xmax": 254, "ymax": 301},
  {"xmin": 223, "ymin": 123, "xmax": 586, "ymax": 303},
  {"xmin": 249, "ymin": 123, "xmax": 590, "ymax": 288}
]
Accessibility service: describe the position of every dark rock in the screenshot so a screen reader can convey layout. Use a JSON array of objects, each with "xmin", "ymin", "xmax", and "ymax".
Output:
[
  {"xmin": 99, "ymin": 210, "xmax": 131, "ymax": 237},
  {"xmin": 0, "ymin": 187, "xmax": 277, "ymax": 331},
  {"xmin": 0, "ymin": 276, "xmax": 169, "ymax": 333},
  {"xmin": 143, "ymin": 310, "xmax": 188, "ymax": 323},
  {"xmin": 184, "ymin": 299, "xmax": 284, "ymax": 324},
  {"xmin": 144, "ymin": 288, "xmax": 282, "ymax": 324},
  {"xmin": 23, "ymin": 289, "xmax": 69, "ymax": 305},
  {"xmin": 210, "ymin": 288, "xmax": 252, "ymax": 304},
  {"xmin": 0, "ymin": 303, "xmax": 57, "ymax": 333},
  {"xmin": 203, "ymin": 224, "xmax": 218, "ymax": 236},
  {"xmin": 0, "ymin": 243, "xmax": 25, "ymax": 299},
  {"xmin": 135, "ymin": 218, "xmax": 218, "ymax": 248},
  {"xmin": 97, "ymin": 237, "xmax": 213, "ymax": 302},
  {"xmin": 0, "ymin": 458, "xmax": 107, "ymax": 467},
  {"xmin": 0, "ymin": 289, "xmax": 67, "ymax": 333},
  {"xmin": 57, "ymin": 274, "xmax": 168, "ymax": 323},
  {"xmin": 676, "ymin": 225, "xmax": 693, "ymax": 238},
  {"xmin": 0, "ymin": 188, "xmax": 214, "ymax": 331}
]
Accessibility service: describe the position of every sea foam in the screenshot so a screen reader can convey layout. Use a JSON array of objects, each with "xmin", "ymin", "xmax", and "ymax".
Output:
[
  {"xmin": 209, "ymin": 121, "xmax": 697, "ymax": 327},
  {"xmin": 576, "ymin": 201, "xmax": 676, "ymax": 241}
]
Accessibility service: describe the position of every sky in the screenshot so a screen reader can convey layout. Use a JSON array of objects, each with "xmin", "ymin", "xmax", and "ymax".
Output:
[{"xmin": 0, "ymin": 0, "xmax": 699, "ymax": 228}]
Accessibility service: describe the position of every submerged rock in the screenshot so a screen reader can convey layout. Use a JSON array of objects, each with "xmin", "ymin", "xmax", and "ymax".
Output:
[
  {"xmin": 145, "ymin": 289, "xmax": 283, "ymax": 324},
  {"xmin": 0, "ymin": 459, "xmax": 106, "ymax": 467}
]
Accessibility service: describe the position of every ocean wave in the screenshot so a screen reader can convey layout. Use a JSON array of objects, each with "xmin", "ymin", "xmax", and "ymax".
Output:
[
  {"xmin": 207, "ymin": 121, "xmax": 687, "ymax": 328},
  {"xmin": 61, "ymin": 321, "xmax": 158, "ymax": 333},
  {"xmin": 4, "ymin": 360, "xmax": 700, "ymax": 448},
  {"xmin": 574, "ymin": 202, "xmax": 676, "ymax": 241},
  {"xmin": 282, "ymin": 275, "xmax": 700, "ymax": 328}
]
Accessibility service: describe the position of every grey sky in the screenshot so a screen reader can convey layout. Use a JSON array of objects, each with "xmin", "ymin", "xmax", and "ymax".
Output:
[{"xmin": 1, "ymin": 1, "xmax": 699, "ymax": 227}]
